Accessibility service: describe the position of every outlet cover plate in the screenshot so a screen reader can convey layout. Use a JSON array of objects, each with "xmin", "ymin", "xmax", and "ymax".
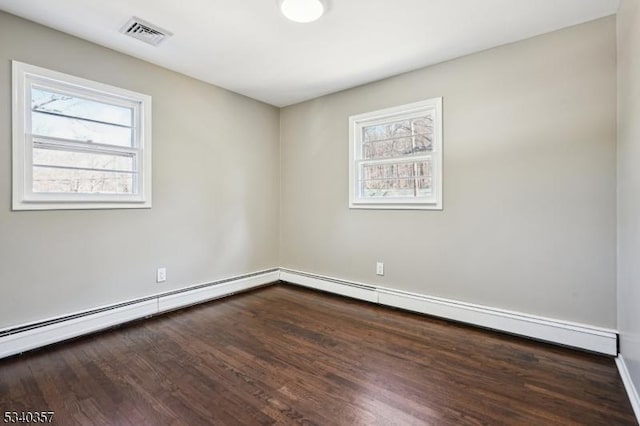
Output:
[{"xmin": 157, "ymin": 267, "xmax": 167, "ymax": 283}]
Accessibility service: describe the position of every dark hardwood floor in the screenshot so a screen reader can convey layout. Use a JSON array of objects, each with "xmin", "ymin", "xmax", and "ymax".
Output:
[{"xmin": 0, "ymin": 284, "xmax": 636, "ymax": 425}]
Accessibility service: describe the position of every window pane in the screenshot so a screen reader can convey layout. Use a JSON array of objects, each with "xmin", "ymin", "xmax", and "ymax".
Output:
[
  {"xmin": 33, "ymin": 167, "xmax": 134, "ymax": 194},
  {"xmin": 361, "ymin": 179, "xmax": 432, "ymax": 198},
  {"xmin": 362, "ymin": 161, "xmax": 431, "ymax": 180},
  {"xmin": 32, "ymin": 111, "xmax": 133, "ymax": 147},
  {"xmin": 363, "ymin": 113, "xmax": 434, "ymax": 143},
  {"xmin": 362, "ymin": 134, "xmax": 432, "ymax": 160},
  {"xmin": 412, "ymin": 116, "xmax": 433, "ymax": 136},
  {"xmin": 32, "ymin": 88, "xmax": 133, "ymax": 127},
  {"xmin": 362, "ymin": 113, "xmax": 434, "ymax": 161},
  {"xmin": 360, "ymin": 160, "xmax": 432, "ymax": 198},
  {"xmin": 33, "ymin": 147, "xmax": 134, "ymax": 172},
  {"xmin": 363, "ymin": 120, "xmax": 413, "ymax": 142}
]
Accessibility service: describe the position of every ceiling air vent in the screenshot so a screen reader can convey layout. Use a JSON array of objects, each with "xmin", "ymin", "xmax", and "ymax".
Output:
[{"xmin": 120, "ymin": 17, "xmax": 173, "ymax": 46}]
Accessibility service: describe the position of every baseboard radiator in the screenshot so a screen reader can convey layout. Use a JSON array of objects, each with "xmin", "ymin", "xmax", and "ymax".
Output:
[
  {"xmin": 0, "ymin": 268, "xmax": 618, "ymax": 359},
  {"xmin": 279, "ymin": 268, "xmax": 618, "ymax": 356},
  {"xmin": 0, "ymin": 269, "xmax": 280, "ymax": 359}
]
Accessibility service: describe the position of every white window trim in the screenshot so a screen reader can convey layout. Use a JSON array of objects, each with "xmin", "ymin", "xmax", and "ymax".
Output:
[
  {"xmin": 349, "ymin": 97, "xmax": 443, "ymax": 210},
  {"xmin": 12, "ymin": 61, "xmax": 152, "ymax": 210}
]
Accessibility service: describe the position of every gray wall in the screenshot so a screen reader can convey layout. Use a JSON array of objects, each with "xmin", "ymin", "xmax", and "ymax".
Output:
[
  {"xmin": 0, "ymin": 11, "xmax": 280, "ymax": 329},
  {"xmin": 280, "ymin": 17, "xmax": 617, "ymax": 327},
  {"xmin": 0, "ymin": 11, "xmax": 620, "ymax": 334},
  {"xmin": 618, "ymin": 0, "xmax": 640, "ymax": 397}
]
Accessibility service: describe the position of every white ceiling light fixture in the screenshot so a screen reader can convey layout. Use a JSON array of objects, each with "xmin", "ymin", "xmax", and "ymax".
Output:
[{"xmin": 278, "ymin": 0, "xmax": 326, "ymax": 23}]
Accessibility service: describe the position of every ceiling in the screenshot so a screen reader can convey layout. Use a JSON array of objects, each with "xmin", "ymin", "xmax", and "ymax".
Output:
[{"xmin": 0, "ymin": 0, "xmax": 620, "ymax": 107}]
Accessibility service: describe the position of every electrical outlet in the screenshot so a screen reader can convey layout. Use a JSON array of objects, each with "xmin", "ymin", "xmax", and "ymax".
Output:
[
  {"xmin": 376, "ymin": 262, "xmax": 384, "ymax": 276},
  {"xmin": 156, "ymin": 267, "xmax": 166, "ymax": 283}
]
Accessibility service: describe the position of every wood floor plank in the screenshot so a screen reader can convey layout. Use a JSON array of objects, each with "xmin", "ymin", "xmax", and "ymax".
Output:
[{"xmin": 0, "ymin": 284, "xmax": 636, "ymax": 425}]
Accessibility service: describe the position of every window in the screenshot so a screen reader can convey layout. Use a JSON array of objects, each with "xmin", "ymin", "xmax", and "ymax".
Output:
[
  {"xmin": 349, "ymin": 98, "xmax": 443, "ymax": 210},
  {"xmin": 12, "ymin": 61, "xmax": 152, "ymax": 210}
]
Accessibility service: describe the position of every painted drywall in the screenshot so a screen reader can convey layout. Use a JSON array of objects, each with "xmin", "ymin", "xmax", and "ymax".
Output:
[
  {"xmin": 280, "ymin": 17, "xmax": 617, "ymax": 327},
  {"xmin": 618, "ymin": 0, "xmax": 640, "ymax": 399},
  {"xmin": 0, "ymin": 11, "xmax": 280, "ymax": 329}
]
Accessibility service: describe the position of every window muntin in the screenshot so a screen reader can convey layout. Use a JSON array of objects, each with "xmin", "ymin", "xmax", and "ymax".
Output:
[
  {"xmin": 12, "ymin": 61, "xmax": 152, "ymax": 210},
  {"xmin": 349, "ymin": 98, "xmax": 442, "ymax": 210}
]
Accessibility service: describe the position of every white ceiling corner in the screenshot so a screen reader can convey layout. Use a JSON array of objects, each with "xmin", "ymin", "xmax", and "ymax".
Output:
[{"xmin": 0, "ymin": 0, "xmax": 620, "ymax": 107}]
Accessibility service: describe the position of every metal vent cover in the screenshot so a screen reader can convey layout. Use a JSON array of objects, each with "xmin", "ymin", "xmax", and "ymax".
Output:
[{"xmin": 120, "ymin": 17, "xmax": 172, "ymax": 46}]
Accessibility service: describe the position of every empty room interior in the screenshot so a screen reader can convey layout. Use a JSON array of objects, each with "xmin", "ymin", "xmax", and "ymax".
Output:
[{"xmin": 1, "ymin": 0, "xmax": 640, "ymax": 424}]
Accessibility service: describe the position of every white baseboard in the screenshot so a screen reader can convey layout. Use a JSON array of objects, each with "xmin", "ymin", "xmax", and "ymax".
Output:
[
  {"xmin": 0, "ymin": 300, "xmax": 157, "ymax": 360},
  {"xmin": 616, "ymin": 355, "xmax": 640, "ymax": 422},
  {"xmin": 280, "ymin": 268, "xmax": 618, "ymax": 356},
  {"xmin": 158, "ymin": 270, "xmax": 279, "ymax": 313},
  {"xmin": 0, "ymin": 267, "xmax": 618, "ymax": 359},
  {"xmin": 0, "ymin": 269, "xmax": 279, "ymax": 359},
  {"xmin": 280, "ymin": 270, "xmax": 378, "ymax": 303}
]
